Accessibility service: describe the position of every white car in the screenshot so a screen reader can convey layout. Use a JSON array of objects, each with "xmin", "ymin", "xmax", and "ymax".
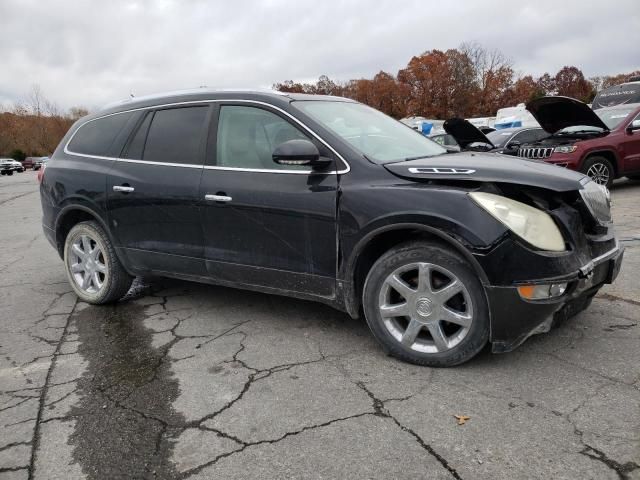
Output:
[{"xmin": 0, "ymin": 158, "xmax": 22, "ymax": 175}]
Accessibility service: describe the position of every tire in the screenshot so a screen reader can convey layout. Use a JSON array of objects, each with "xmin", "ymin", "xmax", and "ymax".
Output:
[
  {"xmin": 581, "ymin": 156, "xmax": 614, "ymax": 188},
  {"xmin": 363, "ymin": 241, "xmax": 489, "ymax": 367},
  {"xmin": 7, "ymin": 171, "xmax": 13, "ymax": 176},
  {"xmin": 63, "ymin": 221, "xmax": 133, "ymax": 304}
]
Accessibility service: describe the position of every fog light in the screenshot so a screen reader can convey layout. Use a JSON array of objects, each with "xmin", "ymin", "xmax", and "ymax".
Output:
[{"xmin": 518, "ymin": 283, "xmax": 567, "ymax": 300}]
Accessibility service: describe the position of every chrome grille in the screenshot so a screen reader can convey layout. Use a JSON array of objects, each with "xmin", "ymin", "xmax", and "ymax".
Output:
[
  {"xmin": 517, "ymin": 147, "xmax": 554, "ymax": 159},
  {"xmin": 580, "ymin": 181, "xmax": 612, "ymax": 225}
]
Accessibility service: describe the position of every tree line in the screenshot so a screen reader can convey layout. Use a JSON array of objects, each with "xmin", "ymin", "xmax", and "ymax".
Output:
[
  {"xmin": 274, "ymin": 42, "xmax": 639, "ymax": 120},
  {"xmin": 0, "ymin": 85, "xmax": 88, "ymax": 159}
]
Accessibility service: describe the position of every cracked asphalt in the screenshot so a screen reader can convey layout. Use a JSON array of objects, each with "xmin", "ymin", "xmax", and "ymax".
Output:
[{"xmin": 1, "ymin": 170, "xmax": 639, "ymax": 480}]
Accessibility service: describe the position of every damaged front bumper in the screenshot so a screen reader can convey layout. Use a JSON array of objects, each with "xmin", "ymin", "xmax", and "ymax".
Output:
[{"xmin": 487, "ymin": 240, "xmax": 624, "ymax": 353}]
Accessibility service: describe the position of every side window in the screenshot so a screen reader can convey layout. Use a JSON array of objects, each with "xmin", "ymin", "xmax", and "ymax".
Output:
[
  {"xmin": 532, "ymin": 129, "xmax": 549, "ymax": 141},
  {"xmin": 512, "ymin": 130, "xmax": 545, "ymax": 145},
  {"xmin": 68, "ymin": 112, "xmax": 134, "ymax": 156},
  {"xmin": 216, "ymin": 105, "xmax": 309, "ymax": 170},
  {"xmin": 123, "ymin": 112, "xmax": 152, "ymax": 160},
  {"xmin": 143, "ymin": 106, "xmax": 209, "ymax": 165}
]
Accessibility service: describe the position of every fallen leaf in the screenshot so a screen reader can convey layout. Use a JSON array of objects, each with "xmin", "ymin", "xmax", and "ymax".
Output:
[{"xmin": 454, "ymin": 415, "xmax": 470, "ymax": 425}]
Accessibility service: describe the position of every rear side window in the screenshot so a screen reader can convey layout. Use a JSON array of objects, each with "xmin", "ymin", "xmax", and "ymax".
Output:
[
  {"xmin": 67, "ymin": 112, "xmax": 134, "ymax": 157},
  {"xmin": 142, "ymin": 107, "xmax": 209, "ymax": 165},
  {"xmin": 123, "ymin": 112, "xmax": 153, "ymax": 160}
]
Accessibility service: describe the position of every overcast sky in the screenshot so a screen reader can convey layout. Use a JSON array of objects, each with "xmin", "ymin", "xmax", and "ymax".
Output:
[{"xmin": 1, "ymin": 0, "xmax": 639, "ymax": 111}]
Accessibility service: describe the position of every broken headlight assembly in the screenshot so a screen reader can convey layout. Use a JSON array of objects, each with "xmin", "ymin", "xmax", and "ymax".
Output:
[{"xmin": 469, "ymin": 192, "xmax": 566, "ymax": 252}]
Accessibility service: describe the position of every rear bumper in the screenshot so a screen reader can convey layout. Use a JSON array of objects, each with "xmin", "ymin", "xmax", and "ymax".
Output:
[
  {"xmin": 43, "ymin": 224, "xmax": 57, "ymax": 251},
  {"xmin": 487, "ymin": 242, "xmax": 623, "ymax": 353}
]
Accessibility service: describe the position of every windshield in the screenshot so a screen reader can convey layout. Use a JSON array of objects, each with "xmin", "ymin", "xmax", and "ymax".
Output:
[
  {"xmin": 293, "ymin": 101, "xmax": 446, "ymax": 164},
  {"xmin": 486, "ymin": 130, "xmax": 514, "ymax": 148},
  {"xmin": 595, "ymin": 106, "xmax": 636, "ymax": 129}
]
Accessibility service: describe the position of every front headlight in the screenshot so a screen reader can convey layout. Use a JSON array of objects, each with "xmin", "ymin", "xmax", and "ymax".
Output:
[
  {"xmin": 553, "ymin": 145, "xmax": 577, "ymax": 154},
  {"xmin": 469, "ymin": 192, "xmax": 566, "ymax": 251}
]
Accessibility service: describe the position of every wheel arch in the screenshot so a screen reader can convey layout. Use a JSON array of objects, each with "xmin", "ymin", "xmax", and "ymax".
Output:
[
  {"xmin": 54, "ymin": 205, "xmax": 132, "ymax": 275},
  {"xmin": 340, "ymin": 222, "xmax": 490, "ymax": 319},
  {"xmin": 583, "ymin": 149, "xmax": 620, "ymax": 177}
]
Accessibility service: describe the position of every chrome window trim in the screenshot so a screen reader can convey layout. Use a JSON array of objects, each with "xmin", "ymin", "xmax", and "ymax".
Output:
[{"xmin": 63, "ymin": 99, "xmax": 350, "ymax": 175}]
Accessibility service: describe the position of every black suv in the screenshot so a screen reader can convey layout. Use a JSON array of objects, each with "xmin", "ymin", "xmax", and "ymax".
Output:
[{"xmin": 40, "ymin": 90, "xmax": 623, "ymax": 366}]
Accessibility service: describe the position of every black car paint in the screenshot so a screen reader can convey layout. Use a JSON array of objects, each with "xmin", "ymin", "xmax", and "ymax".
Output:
[
  {"xmin": 40, "ymin": 91, "xmax": 621, "ymax": 353},
  {"xmin": 526, "ymin": 96, "xmax": 610, "ymax": 133}
]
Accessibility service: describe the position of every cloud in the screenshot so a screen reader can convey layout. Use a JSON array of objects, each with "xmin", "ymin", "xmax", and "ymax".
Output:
[{"xmin": 1, "ymin": 0, "xmax": 638, "ymax": 110}]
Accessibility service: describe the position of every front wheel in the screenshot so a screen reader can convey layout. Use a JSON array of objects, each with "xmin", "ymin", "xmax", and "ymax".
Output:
[
  {"xmin": 582, "ymin": 156, "xmax": 614, "ymax": 188},
  {"xmin": 63, "ymin": 221, "xmax": 133, "ymax": 304},
  {"xmin": 363, "ymin": 241, "xmax": 489, "ymax": 367}
]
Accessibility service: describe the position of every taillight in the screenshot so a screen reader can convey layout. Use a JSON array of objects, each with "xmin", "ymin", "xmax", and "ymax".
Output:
[{"xmin": 37, "ymin": 164, "xmax": 45, "ymax": 183}]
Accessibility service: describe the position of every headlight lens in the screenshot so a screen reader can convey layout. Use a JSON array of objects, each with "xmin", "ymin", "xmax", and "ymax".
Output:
[
  {"xmin": 554, "ymin": 145, "xmax": 577, "ymax": 154},
  {"xmin": 469, "ymin": 192, "xmax": 566, "ymax": 251}
]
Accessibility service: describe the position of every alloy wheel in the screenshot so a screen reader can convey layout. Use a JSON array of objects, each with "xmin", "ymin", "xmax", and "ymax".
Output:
[
  {"xmin": 68, "ymin": 234, "xmax": 108, "ymax": 294},
  {"xmin": 378, "ymin": 262, "xmax": 473, "ymax": 354},
  {"xmin": 586, "ymin": 162, "xmax": 610, "ymax": 186}
]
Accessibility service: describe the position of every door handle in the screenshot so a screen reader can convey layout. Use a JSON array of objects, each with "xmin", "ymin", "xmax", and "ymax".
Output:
[
  {"xmin": 205, "ymin": 194, "xmax": 232, "ymax": 203},
  {"xmin": 113, "ymin": 185, "xmax": 135, "ymax": 193}
]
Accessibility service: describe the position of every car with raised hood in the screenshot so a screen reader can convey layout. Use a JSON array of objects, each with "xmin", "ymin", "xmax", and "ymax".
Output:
[
  {"xmin": 516, "ymin": 96, "xmax": 640, "ymax": 187},
  {"xmin": 40, "ymin": 90, "xmax": 623, "ymax": 367},
  {"xmin": 441, "ymin": 118, "xmax": 548, "ymax": 156}
]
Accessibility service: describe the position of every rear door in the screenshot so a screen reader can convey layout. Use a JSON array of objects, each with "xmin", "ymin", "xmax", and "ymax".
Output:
[
  {"xmin": 106, "ymin": 104, "xmax": 212, "ymax": 275},
  {"xmin": 198, "ymin": 102, "xmax": 339, "ymax": 297}
]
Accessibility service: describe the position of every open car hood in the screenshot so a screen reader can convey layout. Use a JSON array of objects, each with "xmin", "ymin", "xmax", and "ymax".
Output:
[
  {"xmin": 526, "ymin": 96, "xmax": 609, "ymax": 133},
  {"xmin": 384, "ymin": 152, "xmax": 586, "ymax": 192},
  {"xmin": 443, "ymin": 117, "xmax": 494, "ymax": 149}
]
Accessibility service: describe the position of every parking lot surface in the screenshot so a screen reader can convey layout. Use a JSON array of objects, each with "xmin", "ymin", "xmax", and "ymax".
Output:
[{"xmin": 1, "ymin": 170, "xmax": 639, "ymax": 480}]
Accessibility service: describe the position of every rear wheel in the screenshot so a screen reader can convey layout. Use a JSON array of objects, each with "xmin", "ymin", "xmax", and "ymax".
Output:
[
  {"xmin": 582, "ymin": 156, "xmax": 614, "ymax": 188},
  {"xmin": 362, "ymin": 241, "xmax": 489, "ymax": 367},
  {"xmin": 63, "ymin": 221, "xmax": 133, "ymax": 304}
]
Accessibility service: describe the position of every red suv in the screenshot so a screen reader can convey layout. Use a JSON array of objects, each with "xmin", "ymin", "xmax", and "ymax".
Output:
[{"xmin": 516, "ymin": 96, "xmax": 640, "ymax": 187}]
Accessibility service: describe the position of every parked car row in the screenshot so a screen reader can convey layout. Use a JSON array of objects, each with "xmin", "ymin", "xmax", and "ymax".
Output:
[
  {"xmin": 0, "ymin": 158, "xmax": 25, "ymax": 175},
  {"xmin": 0, "ymin": 156, "xmax": 48, "ymax": 176},
  {"xmin": 435, "ymin": 96, "xmax": 640, "ymax": 187}
]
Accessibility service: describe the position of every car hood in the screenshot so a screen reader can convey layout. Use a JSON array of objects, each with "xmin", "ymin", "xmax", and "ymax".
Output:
[
  {"xmin": 443, "ymin": 118, "xmax": 495, "ymax": 149},
  {"xmin": 526, "ymin": 96, "xmax": 609, "ymax": 133},
  {"xmin": 384, "ymin": 152, "xmax": 587, "ymax": 192}
]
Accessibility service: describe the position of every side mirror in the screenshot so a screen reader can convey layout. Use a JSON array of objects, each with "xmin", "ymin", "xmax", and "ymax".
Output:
[
  {"xmin": 507, "ymin": 140, "xmax": 521, "ymax": 150},
  {"xmin": 272, "ymin": 139, "xmax": 331, "ymax": 169},
  {"xmin": 628, "ymin": 119, "xmax": 640, "ymax": 132}
]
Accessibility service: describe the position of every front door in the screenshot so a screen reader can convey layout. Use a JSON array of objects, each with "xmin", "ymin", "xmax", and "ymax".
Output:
[
  {"xmin": 620, "ymin": 112, "xmax": 640, "ymax": 173},
  {"xmin": 199, "ymin": 103, "xmax": 339, "ymax": 297},
  {"xmin": 107, "ymin": 105, "xmax": 212, "ymax": 275}
]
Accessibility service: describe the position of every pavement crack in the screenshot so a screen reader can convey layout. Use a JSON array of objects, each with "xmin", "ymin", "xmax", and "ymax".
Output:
[
  {"xmin": 180, "ymin": 412, "xmax": 373, "ymax": 478},
  {"xmin": 596, "ymin": 293, "xmax": 640, "ymax": 307},
  {"xmin": 355, "ymin": 381, "xmax": 463, "ymax": 480},
  {"xmin": 580, "ymin": 444, "xmax": 639, "ymax": 480},
  {"xmin": 0, "ymin": 441, "xmax": 32, "ymax": 453},
  {"xmin": 27, "ymin": 297, "xmax": 78, "ymax": 480}
]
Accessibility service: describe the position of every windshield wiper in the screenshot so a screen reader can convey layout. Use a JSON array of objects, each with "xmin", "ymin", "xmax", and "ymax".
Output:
[{"xmin": 403, "ymin": 154, "xmax": 439, "ymax": 161}]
